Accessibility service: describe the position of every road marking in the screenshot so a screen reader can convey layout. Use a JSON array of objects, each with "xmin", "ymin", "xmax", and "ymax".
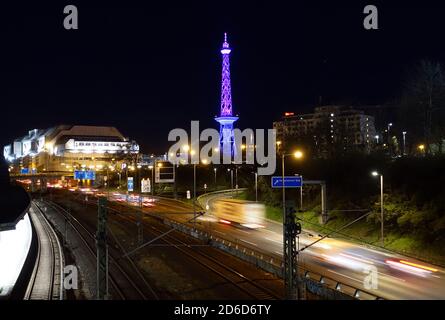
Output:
[
  {"xmin": 274, "ymin": 250, "xmax": 283, "ymax": 256},
  {"xmin": 265, "ymin": 237, "xmax": 282, "ymax": 244},
  {"xmin": 214, "ymin": 230, "xmax": 226, "ymax": 236},
  {"xmin": 262, "ymin": 228, "xmax": 280, "ymax": 235},
  {"xmin": 377, "ymin": 271, "xmax": 405, "ymax": 282},
  {"xmin": 238, "ymin": 230, "xmax": 251, "ymax": 235},
  {"xmin": 327, "ymin": 269, "xmax": 362, "ymax": 283},
  {"xmin": 240, "ymin": 239, "xmax": 257, "ymax": 246}
]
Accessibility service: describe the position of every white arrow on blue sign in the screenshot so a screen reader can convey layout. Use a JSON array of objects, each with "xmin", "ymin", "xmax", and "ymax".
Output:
[{"xmin": 271, "ymin": 176, "xmax": 303, "ymax": 188}]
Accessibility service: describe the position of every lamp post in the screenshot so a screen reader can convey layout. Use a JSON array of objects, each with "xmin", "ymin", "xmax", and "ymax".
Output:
[
  {"xmin": 183, "ymin": 144, "xmax": 208, "ymax": 229},
  {"xmin": 372, "ymin": 171, "xmax": 384, "ymax": 246},
  {"xmin": 235, "ymin": 166, "xmax": 238, "ymax": 195},
  {"xmin": 214, "ymin": 167, "xmax": 217, "ymax": 187},
  {"xmin": 387, "ymin": 123, "xmax": 393, "ymax": 155},
  {"xmin": 148, "ymin": 164, "xmax": 154, "ymax": 197},
  {"xmin": 281, "ymin": 149, "xmax": 304, "ymax": 300},
  {"xmin": 227, "ymin": 168, "xmax": 234, "ymax": 191},
  {"xmin": 254, "ymin": 172, "xmax": 258, "ymax": 202},
  {"xmin": 402, "ymin": 131, "xmax": 407, "ymax": 156}
]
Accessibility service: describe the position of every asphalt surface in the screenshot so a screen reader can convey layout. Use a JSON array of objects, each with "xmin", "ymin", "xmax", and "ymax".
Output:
[{"xmin": 70, "ymin": 188, "xmax": 445, "ymax": 299}]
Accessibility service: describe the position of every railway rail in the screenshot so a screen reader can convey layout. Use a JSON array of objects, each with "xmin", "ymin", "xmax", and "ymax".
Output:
[
  {"xmin": 36, "ymin": 200, "xmax": 158, "ymax": 300},
  {"xmin": 24, "ymin": 203, "xmax": 64, "ymax": 300},
  {"xmin": 91, "ymin": 199, "xmax": 282, "ymax": 300}
]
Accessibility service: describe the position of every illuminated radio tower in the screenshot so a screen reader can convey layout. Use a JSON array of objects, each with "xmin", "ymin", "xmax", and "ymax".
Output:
[{"xmin": 215, "ymin": 33, "xmax": 238, "ymax": 155}]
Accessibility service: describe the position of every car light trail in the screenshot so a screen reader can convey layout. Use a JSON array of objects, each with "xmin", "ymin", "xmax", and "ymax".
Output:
[
  {"xmin": 386, "ymin": 260, "xmax": 433, "ymax": 276},
  {"xmin": 399, "ymin": 260, "xmax": 438, "ymax": 272}
]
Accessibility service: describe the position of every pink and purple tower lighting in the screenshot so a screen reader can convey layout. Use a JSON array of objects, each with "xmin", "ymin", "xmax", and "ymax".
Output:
[{"xmin": 215, "ymin": 33, "xmax": 239, "ymax": 156}]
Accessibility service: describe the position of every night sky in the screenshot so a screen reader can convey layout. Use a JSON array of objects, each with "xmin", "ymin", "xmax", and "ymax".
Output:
[{"xmin": 1, "ymin": 1, "xmax": 445, "ymax": 153}]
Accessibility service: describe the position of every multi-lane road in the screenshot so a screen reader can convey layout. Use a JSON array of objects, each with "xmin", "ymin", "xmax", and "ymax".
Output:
[
  {"xmin": 72, "ymin": 188, "xmax": 445, "ymax": 299},
  {"xmin": 196, "ymin": 191, "xmax": 445, "ymax": 300}
]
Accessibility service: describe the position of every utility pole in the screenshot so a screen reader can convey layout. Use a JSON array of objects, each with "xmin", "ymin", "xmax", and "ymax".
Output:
[
  {"xmin": 96, "ymin": 197, "xmax": 108, "ymax": 300},
  {"xmin": 254, "ymin": 172, "xmax": 258, "ymax": 202},
  {"xmin": 284, "ymin": 200, "xmax": 301, "ymax": 300},
  {"xmin": 193, "ymin": 163, "xmax": 196, "ymax": 230},
  {"xmin": 235, "ymin": 166, "xmax": 238, "ymax": 196},
  {"xmin": 380, "ymin": 174, "xmax": 384, "ymax": 246},
  {"xmin": 138, "ymin": 193, "xmax": 143, "ymax": 245},
  {"xmin": 214, "ymin": 167, "xmax": 217, "ymax": 188},
  {"xmin": 402, "ymin": 131, "xmax": 407, "ymax": 156},
  {"xmin": 282, "ymin": 154, "xmax": 300, "ymax": 300}
]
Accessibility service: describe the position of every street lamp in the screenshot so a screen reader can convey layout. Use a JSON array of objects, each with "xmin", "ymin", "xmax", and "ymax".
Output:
[
  {"xmin": 148, "ymin": 165, "xmax": 154, "ymax": 196},
  {"xmin": 281, "ymin": 149, "xmax": 304, "ymax": 214},
  {"xmin": 372, "ymin": 171, "xmax": 384, "ymax": 246},
  {"xmin": 254, "ymin": 171, "xmax": 258, "ymax": 202},
  {"xmin": 281, "ymin": 149, "xmax": 304, "ymax": 299},
  {"xmin": 213, "ymin": 167, "xmax": 217, "ymax": 187},
  {"xmin": 418, "ymin": 144, "xmax": 425, "ymax": 156},
  {"xmin": 402, "ymin": 131, "xmax": 407, "ymax": 156},
  {"xmin": 387, "ymin": 123, "xmax": 393, "ymax": 155},
  {"xmin": 227, "ymin": 168, "xmax": 234, "ymax": 190}
]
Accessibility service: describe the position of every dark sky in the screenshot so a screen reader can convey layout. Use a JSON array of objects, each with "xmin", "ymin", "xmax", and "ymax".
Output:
[{"xmin": 1, "ymin": 1, "xmax": 445, "ymax": 153}]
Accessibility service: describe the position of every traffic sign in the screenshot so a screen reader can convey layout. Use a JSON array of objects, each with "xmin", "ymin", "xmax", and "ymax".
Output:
[
  {"xmin": 155, "ymin": 161, "xmax": 175, "ymax": 183},
  {"xmin": 141, "ymin": 178, "xmax": 151, "ymax": 193},
  {"xmin": 271, "ymin": 176, "xmax": 303, "ymax": 188},
  {"xmin": 74, "ymin": 170, "xmax": 96, "ymax": 180},
  {"xmin": 127, "ymin": 177, "xmax": 134, "ymax": 192}
]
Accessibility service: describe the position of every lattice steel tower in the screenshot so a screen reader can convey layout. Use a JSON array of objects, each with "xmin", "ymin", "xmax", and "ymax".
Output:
[{"xmin": 215, "ymin": 33, "xmax": 238, "ymax": 155}]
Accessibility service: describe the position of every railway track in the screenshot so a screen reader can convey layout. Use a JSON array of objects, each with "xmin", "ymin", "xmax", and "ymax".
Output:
[
  {"xmin": 25, "ymin": 203, "xmax": 64, "ymax": 300},
  {"xmin": 36, "ymin": 200, "xmax": 158, "ymax": 300},
  {"xmin": 94, "ymin": 199, "xmax": 282, "ymax": 300}
]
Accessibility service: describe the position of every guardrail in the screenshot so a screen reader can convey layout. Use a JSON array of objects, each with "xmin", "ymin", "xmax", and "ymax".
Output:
[{"xmin": 163, "ymin": 218, "xmax": 383, "ymax": 300}]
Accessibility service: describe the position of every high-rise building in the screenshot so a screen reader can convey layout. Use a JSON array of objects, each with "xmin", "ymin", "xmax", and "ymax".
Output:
[
  {"xmin": 273, "ymin": 106, "xmax": 377, "ymax": 157},
  {"xmin": 215, "ymin": 33, "xmax": 238, "ymax": 156}
]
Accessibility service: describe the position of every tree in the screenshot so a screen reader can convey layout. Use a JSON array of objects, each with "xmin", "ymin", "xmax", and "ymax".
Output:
[{"xmin": 399, "ymin": 60, "xmax": 445, "ymax": 154}]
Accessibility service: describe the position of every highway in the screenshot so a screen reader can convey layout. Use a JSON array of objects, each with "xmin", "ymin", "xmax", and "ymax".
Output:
[
  {"xmin": 56, "ymin": 187, "xmax": 445, "ymax": 299},
  {"xmin": 108, "ymin": 189, "xmax": 445, "ymax": 300},
  {"xmin": 196, "ymin": 191, "xmax": 445, "ymax": 300}
]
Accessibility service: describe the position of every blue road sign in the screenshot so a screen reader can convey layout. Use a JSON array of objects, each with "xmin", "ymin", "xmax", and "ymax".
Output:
[
  {"xmin": 74, "ymin": 170, "xmax": 96, "ymax": 180},
  {"xmin": 127, "ymin": 177, "xmax": 134, "ymax": 192},
  {"xmin": 271, "ymin": 176, "xmax": 303, "ymax": 188}
]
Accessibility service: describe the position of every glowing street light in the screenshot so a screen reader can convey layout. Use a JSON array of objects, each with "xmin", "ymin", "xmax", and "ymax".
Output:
[
  {"xmin": 294, "ymin": 150, "xmax": 304, "ymax": 159},
  {"xmin": 371, "ymin": 171, "xmax": 384, "ymax": 246}
]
